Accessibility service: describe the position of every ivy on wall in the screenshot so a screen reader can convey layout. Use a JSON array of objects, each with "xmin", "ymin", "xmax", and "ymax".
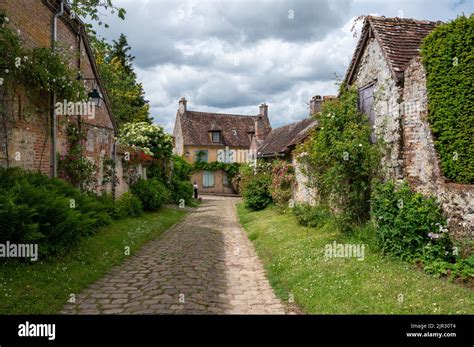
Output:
[
  {"xmin": 193, "ymin": 161, "xmax": 241, "ymax": 180},
  {"xmin": 420, "ymin": 14, "xmax": 474, "ymax": 184},
  {"xmin": 0, "ymin": 12, "xmax": 86, "ymax": 104}
]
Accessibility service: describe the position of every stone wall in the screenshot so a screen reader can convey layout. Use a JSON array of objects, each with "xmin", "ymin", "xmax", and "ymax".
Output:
[
  {"xmin": 115, "ymin": 149, "xmax": 147, "ymax": 198},
  {"xmin": 352, "ymin": 37, "xmax": 404, "ymax": 179},
  {"xmin": 403, "ymin": 58, "xmax": 473, "ymax": 238},
  {"xmin": 291, "ymin": 156, "xmax": 317, "ymax": 206}
]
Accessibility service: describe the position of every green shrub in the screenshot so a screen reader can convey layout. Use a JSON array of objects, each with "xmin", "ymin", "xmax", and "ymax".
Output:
[
  {"xmin": 423, "ymin": 255, "xmax": 474, "ymax": 281},
  {"xmin": 131, "ymin": 178, "xmax": 171, "ymax": 211},
  {"xmin": 371, "ymin": 180, "xmax": 454, "ymax": 262},
  {"xmin": 293, "ymin": 203, "xmax": 331, "ymax": 228},
  {"xmin": 169, "ymin": 155, "xmax": 194, "ymax": 204},
  {"xmin": 171, "ymin": 177, "xmax": 193, "ymax": 204},
  {"xmin": 421, "ymin": 15, "xmax": 474, "ymax": 184},
  {"xmin": 0, "ymin": 168, "xmax": 120, "ymax": 257},
  {"xmin": 0, "ymin": 181, "xmax": 110, "ymax": 257},
  {"xmin": 242, "ymin": 174, "xmax": 272, "ymax": 211},
  {"xmin": 114, "ymin": 192, "xmax": 143, "ymax": 218}
]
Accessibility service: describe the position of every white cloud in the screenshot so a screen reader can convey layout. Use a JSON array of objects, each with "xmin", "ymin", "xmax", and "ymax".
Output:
[{"xmin": 96, "ymin": 0, "xmax": 473, "ymax": 132}]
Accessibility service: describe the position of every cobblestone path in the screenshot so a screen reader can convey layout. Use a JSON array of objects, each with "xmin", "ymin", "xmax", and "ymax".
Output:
[{"xmin": 61, "ymin": 196, "xmax": 285, "ymax": 314}]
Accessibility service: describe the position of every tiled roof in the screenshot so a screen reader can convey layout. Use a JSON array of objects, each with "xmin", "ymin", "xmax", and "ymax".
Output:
[
  {"xmin": 178, "ymin": 110, "xmax": 259, "ymax": 147},
  {"xmin": 258, "ymin": 118, "xmax": 318, "ymax": 157},
  {"xmin": 345, "ymin": 16, "xmax": 440, "ymax": 84}
]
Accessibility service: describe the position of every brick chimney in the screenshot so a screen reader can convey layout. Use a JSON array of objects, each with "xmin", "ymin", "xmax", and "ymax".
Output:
[
  {"xmin": 179, "ymin": 97, "xmax": 187, "ymax": 115},
  {"xmin": 255, "ymin": 116, "xmax": 266, "ymax": 141},
  {"xmin": 256, "ymin": 103, "xmax": 271, "ymax": 140},
  {"xmin": 259, "ymin": 103, "xmax": 268, "ymax": 121},
  {"xmin": 309, "ymin": 95, "xmax": 322, "ymax": 115}
]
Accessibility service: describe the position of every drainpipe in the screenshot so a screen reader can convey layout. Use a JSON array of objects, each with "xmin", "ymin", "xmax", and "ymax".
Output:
[{"xmin": 51, "ymin": 0, "xmax": 64, "ymax": 177}]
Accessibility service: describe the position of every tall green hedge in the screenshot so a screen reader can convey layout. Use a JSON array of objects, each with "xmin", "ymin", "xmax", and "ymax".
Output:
[{"xmin": 420, "ymin": 15, "xmax": 474, "ymax": 184}]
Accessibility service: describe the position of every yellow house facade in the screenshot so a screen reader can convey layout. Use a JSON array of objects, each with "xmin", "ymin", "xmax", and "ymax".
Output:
[{"xmin": 172, "ymin": 98, "xmax": 271, "ymax": 195}]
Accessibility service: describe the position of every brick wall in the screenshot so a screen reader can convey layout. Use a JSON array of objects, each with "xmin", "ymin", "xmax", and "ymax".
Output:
[{"xmin": 0, "ymin": 0, "xmax": 119, "ymax": 194}]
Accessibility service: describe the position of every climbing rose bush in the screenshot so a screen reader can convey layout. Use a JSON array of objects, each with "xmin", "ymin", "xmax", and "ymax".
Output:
[
  {"xmin": 119, "ymin": 122, "xmax": 173, "ymax": 159},
  {"xmin": 270, "ymin": 160, "xmax": 295, "ymax": 209}
]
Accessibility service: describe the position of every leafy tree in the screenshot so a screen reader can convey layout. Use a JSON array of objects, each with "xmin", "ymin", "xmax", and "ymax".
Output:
[
  {"xmin": 119, "ymin": 122, "xmax": 173, "ymax": 160},
  {"xmin": 67, "ymin": 0, "xmax": 126, "ymax": 31},
  {"xmin": 91, "ymin": 36, "xmax": 151, "ymax": 125},
  {"xmin": 112, "ymin": 34, "xmax": 135, "ymax": 75}
]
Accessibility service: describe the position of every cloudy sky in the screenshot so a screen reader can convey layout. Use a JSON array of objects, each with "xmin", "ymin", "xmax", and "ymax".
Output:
[{"xmin": 96, "ymin": 0, "xmax": 473, "ymax": 132}]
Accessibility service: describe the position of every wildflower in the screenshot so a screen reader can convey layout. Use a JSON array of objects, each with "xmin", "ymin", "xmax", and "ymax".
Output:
[
  {"xmin": 358, "ymin": 144, "xmax": 362, "ymax": 147},
  {"xmin": 428, "ymin": 232, "xmax": 440, "ymax": 240}
]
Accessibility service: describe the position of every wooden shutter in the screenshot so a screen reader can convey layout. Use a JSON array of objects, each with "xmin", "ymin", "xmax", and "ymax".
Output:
[{"xmin": 358, "ymin": 84, "xmax": 376, "ymax": 143}]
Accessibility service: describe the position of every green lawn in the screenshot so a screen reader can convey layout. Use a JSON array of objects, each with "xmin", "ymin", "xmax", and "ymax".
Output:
[
  {"xmin": 0, "ymin": 207, "xmax": 187, "ymax": 314},
  {"xmin": 237, "ymin": 203, "xmax": 474, "ymax": 314}
]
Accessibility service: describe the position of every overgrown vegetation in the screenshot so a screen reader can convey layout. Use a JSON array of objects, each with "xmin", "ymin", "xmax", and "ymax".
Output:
[
  {"xmin": 131, "ymin": 178, "xmax": 171, "ymax": 211},
  {"xmin": 371, "ymin": 180, "xmax": 472, "ymax": 281},
  {"xmin": 239, "ymin": 84, "xmax": 472, "ymax": 283},
  {"xmin": 421, "ymin": 14, "xmax": 474, "ymax": 184},
  {"xmin": 171, "ymin": 155, "xmax": 194, "ymax": 204},
  {"xmin": 57, "ymin": 122, "xmax": 99, "ymax": 192},
  {"xmin": 0, "ymin": 12, "xmax": 85, "ymax": 107},
  {"xmin": 269, "ymin": 160, "xmax": 294, "ymax": 209},
  {"xmin": 239, "ymin": 161, "xmax": 273, "ymax": 211},
  {"xmin": 296, "ymin": 86, "xmax": 382, "ymax": 229},
  {"xmin": 0, "ymin": 168, "xmax": 112, "ymax": 257}
]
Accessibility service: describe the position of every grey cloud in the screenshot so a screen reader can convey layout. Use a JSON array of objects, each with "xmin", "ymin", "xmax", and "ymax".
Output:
[{"xmin": 94, "ymin": 0, "xmax": 473, "ymax": 133}]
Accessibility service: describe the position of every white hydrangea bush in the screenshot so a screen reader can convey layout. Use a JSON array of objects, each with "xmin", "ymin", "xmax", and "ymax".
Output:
[{"xmin": 119, "ymin": 122, "xmax": 173, "ymax": 159}]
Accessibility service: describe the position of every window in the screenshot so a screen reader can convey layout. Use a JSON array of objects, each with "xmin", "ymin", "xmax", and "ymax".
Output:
[
  {"xmin": 358, "ymin": 83, "xmax": 376, "ymax": 143},
  {"xmin": 203, "ymin": 171, "xmax": 214, "ymax": 188},
  {"xmin": 223, "ymin": 172, "xmax": 229, "ymax": 187},
  {"xmin": 195, "ymin": 150, "xmax": 208, "ymax": 163},
  {"xmin": 212, "ymin": 131, "xmax": 221, "ymax": 143}
]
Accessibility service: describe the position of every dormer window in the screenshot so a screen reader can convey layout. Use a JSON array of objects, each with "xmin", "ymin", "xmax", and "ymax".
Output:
[{"xmin": 211, "ymin": 131, "xmax": 221, "ymax": 143}]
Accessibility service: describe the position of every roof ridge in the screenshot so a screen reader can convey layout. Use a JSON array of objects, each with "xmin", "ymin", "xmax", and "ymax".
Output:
[
  {"xmin": 367, "ymin": 15, "xmax": 441, "ymax": 25},
  {"xmin": 186, "ymin": 110, "xmax": 259, "ymax": 118},
  {"xmin": 268, "ymin": 117, "xmax": 315, "ymax": 133}
]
